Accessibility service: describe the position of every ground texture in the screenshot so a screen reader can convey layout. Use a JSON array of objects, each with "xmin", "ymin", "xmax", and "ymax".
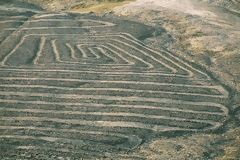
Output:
[{"xmin": 0, "ymin": 1, "xmax": 239, "ymax": 159}]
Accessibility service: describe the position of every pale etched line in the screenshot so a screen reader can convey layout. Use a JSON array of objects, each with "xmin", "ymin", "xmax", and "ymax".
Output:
[
  {"xmin": 33, "ymin": 12, "xmax": 67, "ymax": 19},
  {"xmin": 69, "ymin": 44, "xmax": 117, "ymax": 62},
  {"xmin": 4, "ymin": 145, "xmax": 143, "ymax": 159},
  {"xmin": 0, "ymin": 35, "xmax": 28, "ymax": 66},
  {"xmin": 0, "ymin": 20, "xmax": 24, "ymax": 23},
  {"xmin": 0, "ymin": 32, "xmax": 210, "ymax": 77},
  {"xmin": 33, "ymin": 13, "xmax": 68, "ymax": 19},
  {"xmin": 120, "ymin": 33, "xmax": 210, "ymax": 78},
  {"xmin": 28, "ymin": 19, "xmax": 116, "ymax": 27},
  {"xmin": 0, "ymin": 77, "xmax": 227, "ymax": 97},
  {"xmin": 100, "ymin": 45, "xmax": 133, "ymax": 64},
  {"xmin": 101, "ymin": 44, "xmax": 136, "ymax": 65},
  {"xmin": 0, "ymin": 117, "xmax": 197, "ymax": 132},
  {"xmin": 76, "ymin": 44, "xmax": 88, "ymax": 58},
  {"xmin": 4, "ymin": 26, "xmax": 112, "ymax": 30},
  {"xmin": 0, "ymin": 70, "xmax": 208, "ymax": 82},
  {"xmin": 35, "ymin": 41, "xmax": 125, "ymax": 65},
  {"xmin": 73, "ymin": 32, "xmax": 203, "ymax": 77},
  {"xmin": 8, "ymin": 15, "xmax": 29, "ymax": 19},
  {"xmin": 0, "ymin": 68, "xmax": 196, "ymax": 78},
  {"xmin": 110, "ymin": 39, "xmax": 176, "ymax": 72},
  {"xmin": 65, "ymin": 43, "xmax": 77, "ymax": 59},
  {"xmin": 33, "ymin": 36, "xmax": 46, "ymax": 65},
  {"xmin": 13, "ymin": 23, "xmax": 115, "ymax": 30},
  {"xmin": 0, "ymin": 33, "xmax": 221, "ymax": 77},
  {"xmin": 58, "ymin": 19, "xmax": 117, "ymax": 27},
  {"xmin": 96, "ymin": 47, "xmax": 118, "ymax": 63},
  {"xmin": 7, "ymin": 33, "xmax": 119, "ymax": 36},
  {"xmin": 0, "ymin": 31, "xmax": 227, "ymax": 82},
  {"xmin": 39, "ymin": 63, "xmax": 137, "ymax": 67},
  {"xmin": 78, "ymin": 39, "xmax": 174, "ymax": 72},
  {"xmin": 74, "ymin": 42, "xmax": 134, "ymax": 65},
  {"xmin": 3, "ymin": 28, "xmax": 17, "ymax": 31},
  {"xmin": 0, "ymin": 108, "xmax": 222, "ymax": 127},
  {"xmin": 0, "ymin": 99, "xmax": 227, "ymax": 115},
  {"xmin": 45, "ymin": 61, "xmax": 132, "ymax": 66},
  {"xmin": 32, "ymin": 33, "xmax": 202, "ymax": 77},
  {"xmin": 0, "ymin": 84, "xmax": 227, "ymax": 99},
  {"xmin": 72, "ymin": 35, "xmax": 177, "ymax": 72},
  {"xmin": 0, "ymin": 135, "xmax": 61, "ymax": 142},
  {"xmin": 0, "ymin": 92, "xmax": 229, "ymax": 114},
  {"xmin": 88, "ymin": 47, "xmax": 101, "ymax": 59},
  {"xmin": 16, "ymin": 146, "xmax": 36, "ymax": 149},
  {"xmin": 110, "ymin": 38, "xmax": 175, "ymax": 71},
  {"xmin": 51, "ymin": 39, "xmax": 62, "ymax": 62},
  {"xmin": 112, "ymin": 38, "xmax": 186, "ymax": 74},
  {"xmin": 0, "ymin": 76, "xmax": 224, "ymax": 92},
  {"xmin": 0, "ymin": 134, "xmax": 110, "ymax": 150},
  {"xmin": 52, "ymin": 43, "xmax": 98, "ymax": 64},
  {"xmin": 10, "ymin": 145, "xmax": 99, "ymax": 156},
  {"xmin": 106, "ymin": 43, "xmax": 154, "ymax": 68},
  {"xmin": 0, "ymin": 126, "xmax": 141, "ymax": 144},
  {"xmin": 77, "ymin": 44, "xmax": 99, "ymax": 59},
  {"xmin": 1, "ymin": 32, "xmax": 214, "ymax": 78},
  {"xmin": 2, "ymin": 145, "xmax": 144, "ymax": 159}
]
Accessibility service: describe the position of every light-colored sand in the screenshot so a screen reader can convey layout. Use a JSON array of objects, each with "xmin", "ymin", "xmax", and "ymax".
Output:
[{"xmin": 115, "ymin": 0, "xmax": 216, "ymax": 17}]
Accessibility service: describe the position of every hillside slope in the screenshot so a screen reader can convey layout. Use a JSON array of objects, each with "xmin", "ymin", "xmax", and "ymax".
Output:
[{"xmin": 18, "ymin": 0, "xmax": 134, "ymax": 12}]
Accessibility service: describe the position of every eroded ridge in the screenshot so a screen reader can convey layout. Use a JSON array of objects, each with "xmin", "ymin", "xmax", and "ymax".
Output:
[{"xmin": 0, "ymin": 13, "xmax": 231, "ymax": 158}]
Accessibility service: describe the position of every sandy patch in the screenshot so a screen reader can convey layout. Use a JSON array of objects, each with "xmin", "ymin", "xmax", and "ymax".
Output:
[{"xmin": 115, "ymin": 0, "xmax": 216, "ymax": 17}]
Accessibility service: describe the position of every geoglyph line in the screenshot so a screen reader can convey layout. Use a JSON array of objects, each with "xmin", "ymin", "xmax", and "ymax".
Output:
[
  {"xmin": 0, "ymin": 20, "xmax": 24, "ymax": 23},
  {"xmin": 0, "ymin": 125, "xmax": 143, "ymax": 150},
  {"xmin": 111, "ymin": 39, "xmax": 177, "ymax": 72},
  {"xmin": 74, "ymin": 32, "xmax": 210, "ymax": 77},
  {"xmin": 33, "ymin": 36, "xmax": 46, "ymax": 65},
  {"xmin": 0, "ymin": 91, "xmax": 228, "ymax": 114},
  {"xmin": 0, "ymin": 67, "xmax": 210, "ymax": 78},
  {"xmin": 4, "ymin": 19, "xmax": 116, "ymax": 30},
  {"xmin": 0, "ymin": 16, "xmax": 231, "ymax": 143},
  {"xmin": 76, "ymin": 44, "xmax": 88, "ymax": 58},
  {"xmin": 1, "ymin": 144, "xmax": 144, "ymax": 158},
  {"xmin": 0, "ymin": 107, "xmax": 221, "ymax": 124},
  {"xmin": 0, "ymin": 99, "xmax": 227, "ymax": 115},
  {"xmin": 0, "ymin": 84, "xmax": 227, "ymax": 98},
  {"xmin": 97, "ymin": 46, "xmax": 120, "ymax": 63},
  {"xmin": 100, "ymin": 44, "xmax": 134, "ymax": 65},
  {"xmin": 118, "ymin": 33, "xmax": 211, "ymax": 78},
  {"xmin": 11, "ymin": 33, "xmax": 210, "ymax": 78},
  {"xmin": 88, "ymin": 47, "xmax": 101, "ymax": 59},
  {"xmin": 0, "ymin": 116, "xmax": 211, "ymax": 132},
  {"xmin": 65, "ymin": 43, "xmax": 77, "ymax": 59},
  {"xmin": 0, "ymin": 126, "xmax": 142, "ymax": 144},
  {"xmin": 0, "ymin": 77, "xmax": 228, "ymax": 97},
  {"xmin": 51, "ymin": 39, "xmax": 62, "ymax": 62},
  {"xmin": 0, "ymin": 34, "xmax": 213, "ymax": 79},
  {"xmin": 0, "ymin": 33, "xmax": 199, "ymax": 78},
  {"xmin": 0, "ymin": 35, "xmax": 27, "ymax": 66},
  {"xmin": 106, "ymin": 43, "xmax": 154, "ymax": 68}
]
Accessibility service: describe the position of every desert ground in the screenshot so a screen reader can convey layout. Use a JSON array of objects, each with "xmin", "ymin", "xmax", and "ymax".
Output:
[{"xmin": 0, "ymin": 0, "xmax": 239, "ymax": 159}]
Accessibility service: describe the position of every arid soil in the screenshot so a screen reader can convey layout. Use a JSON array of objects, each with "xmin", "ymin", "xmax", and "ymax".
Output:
[
  {"xmin": 0, "ymin": 0, "xmax": 239, "ymax": 159},
  {"xmin": 114, "ymin": 1, "xmax": 240, "ymax": 159}
]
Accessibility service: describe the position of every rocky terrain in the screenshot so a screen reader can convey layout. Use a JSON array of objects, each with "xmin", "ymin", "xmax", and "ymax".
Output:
[{"xmin": 0, "ymin": 0, "xmax": 239, "ymax": 159}]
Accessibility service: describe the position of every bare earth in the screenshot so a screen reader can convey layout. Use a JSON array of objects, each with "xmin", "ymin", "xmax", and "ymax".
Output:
[{"xmin": 0, "ymin": 0, "xmax": 239, "ymax": 159}]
